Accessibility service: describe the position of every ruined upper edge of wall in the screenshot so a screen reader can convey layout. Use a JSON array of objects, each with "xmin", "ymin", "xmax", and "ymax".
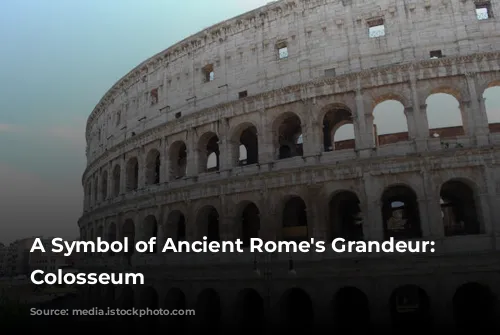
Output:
[{"xmin": 84, "ymin": 0, "xmax": 499, "ymax": 140}]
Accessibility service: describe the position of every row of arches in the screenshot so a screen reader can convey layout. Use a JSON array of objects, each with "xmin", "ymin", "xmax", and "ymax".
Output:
[
  {"xmin": 84, "ymin": 282, "xmax": 497, "ymax": 333},
  {"xmin": 83, "ymin": 179, "xmax": 483, "ymax": 247},
  {"xmin": 85, "ymin": 86, "xmax": 500, "ymax": 206}
]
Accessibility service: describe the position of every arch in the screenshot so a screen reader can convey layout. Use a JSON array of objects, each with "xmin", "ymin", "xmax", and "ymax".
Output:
[
  {"xmin": 125, "ymin": 157, "xmax": 139, "ymax": 191},
  {"xmin": 143, "ymin": 215, "xmax": 158, "ymax": 253},
  {"xmin": 273, "ymin": 112, "xmax": 303, "ymax": 159},
  {"xmin": 332, "ymin": 286, "xmax": 370, "ymax": 333},
  {"xmin": 282, "ymin": 196, "xmax": 308, "ymax": 241},
  {"xmin": 168, "ymin": 141, "xmax": 187, "ymax": 180},
  {"xmin": 198, "ymin": 132, "xmax": 220, "ymax": 173},
  {"xmin": 88, "ymin": 227, "xmax": 94, "ymax": 242},
  {"xmin": 390, "ymin": 285, "xmax": 431, "ymax": 331},
  {"xmin": 122, "ymin": 219, "xmax": 135, "ymax": 255},
  {"xmin": 279, "ymin": 288, "xmax": 314, "ymax": 332},
  {"xmin": 231, "ymin": 123, "xmax": 259, "ymax": 166},
  {"xmin": 372, "ymin": 93, "xmax": 409, "ymax": 109},
  {"xmin": 240, "ymin": 202, "xmax": 260, "ymax": 247},
  {"xmin": 321, "ymin": 104, "xmax": 355, "ymax": 152},
  {"xmin": 145, "ymin": 149, "xmax": 161, "ymax": 185},
  {"xmin": 196, "ymin": 205, "xmax": 220, "ymax": 241},
  {"xmin": 139, "ymin": 286, "xmax": 159, "ymax": 331},
  {"xmin": 195, "ymin": 289, "xmax": 221, "ymax": 332},
  {"xmin": 483, "ymin": 82, "xmax": 500, "ymax": 133},
  {"xmin": 112, "ymin": 164, "xmax": 120, "ymax": 197},
  {"xmin": 372, "ymin": 99, "xmax": 409, "ymax": 146},
  {"xmin": 101, "ymin": 170, "xmax": 108, "ymax": 200},
  {"xmin": 164, "ymin": 288, "xmax": 186, "ymax": 333},
  {"xmin": 426, "ymin": 92, "xmax": 464, "ymax": 139},
  {"xmin": 165, "ymin": 210, "xmax": 186, "ymax": 242},
  {"xmin": 119, "ymin": 286, "xmax": 135, "ymax": 328},
  {"xmin": 440, "ymin": 179, "xmax": 482, "ymax": 236},
  {"xmin": 328, "ymin": 191, "xmax": 363, "ymax": 241},
  {"xmin": 234, "ymin": 288, "xmax": 264, "ymax": 333},
  {"xmin": 381, "ymin": 185, "xmax": 422, "ymax": 239},
  {"xmin": 453, "ymin": 282, "xmax": 496, "ymax": 332}
]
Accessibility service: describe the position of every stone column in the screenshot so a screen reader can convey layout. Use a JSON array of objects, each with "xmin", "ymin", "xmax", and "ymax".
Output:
[
  {"xmin": 106, "ymin": 162, "xmax": 113, "ymax": 200},
  {"xmin": 186, "ymin": 129, "xmax": 198, "ymax": 177},
  {"xmin": 119, "ymin": 155, "xmax": 126, "ymax": 194},
  {"xmin": 409, "ymin": 73, "xmax": 429, "ymax": 152},
  {"xmin": 355, "ymin": 88, "xmax": 373, "ymax": 155},
  {"xmin": 137, "ymin": 146, "xmax": 146, "ymax": 189},
  {"xmin": 362, "ymin": 174, "xmax": 384, "ymax": 240},
  {"xmin": 465, "ymin": 73, "xmax": 490, "ymax": 146},
  {"xmin": 302, "ymin": 101, "xmax": 322, "ymax": 157},
  {"xmin": 258, "ymin": 109, "xmax": 274, "ymax": 164},
  {"xmin": 219, "ymin": 119, "xmax": 231, "ymax": 171},
  {"xmin": 421, "ymin": 170, "xmax": 444, "ymax": 238},
  {"xmin": 161, "ymin": 137, "xmax": 169, "ymax": 183}
]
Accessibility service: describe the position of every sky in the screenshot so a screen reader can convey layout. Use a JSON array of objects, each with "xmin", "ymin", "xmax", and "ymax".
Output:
[{"xmin": 0, "ymin": 1, "xmax": 498, "ymax": 244}]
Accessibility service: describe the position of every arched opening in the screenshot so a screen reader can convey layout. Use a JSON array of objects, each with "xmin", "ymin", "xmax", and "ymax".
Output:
[
  {"xmin": 101, "ymin": 171, "xmax": 108, "ymax": 200},
  {"xmin": 145, "ymin": 149, "xmax": 161, "ymax": 185},
  {"xmin": 322, "ymin": 105, "xmax": 355, "ymax": 151},
  {"xmin": 426, "ymin": 92, "xmax": 465, "ymax": 140},
  {"xmin": 166, "ymin": 210, "xmax": 186, "ymax": 242},
  {"xmin": 169, "ymin": 141, "xmax": 187, "ymax": 180},
  {"xmin": 139, "ymin": 286, "xmax": 159, "ymax": 332},
  {"xmin": 440, "ymin": 180, "xmax": 481, "ymax": 236},
  {"xmin": 119, "ymin": 286, "xmax": 135, "ymax": 329},
  {"xmin": 484, "ymin": 83, "xmax": 500, "ymax": 133},
  {"xmin": 164, "ymin": 288, "xmax": 186, "ymax": 334},
  {"xmin": 198, "ymin": 132, "xmax": 220, "ymax": 173},
  {"xmin": 282, "ymin": 197, "xmax": 308, "ymax": 241},
  {"xmin": 122, "ymin": 219, "xmax": 135, "ymax": 256},
  {"xmin": 372, "ymin": 99, "xmax": 409, "ymax": 146},
  {"xmin": 328, "ymin": 191, "xmax": 363, "ymax": 241},
  {"xmin": 333, "ymin": 287, "xmax": 370, "ymax": 333},
  {"xmin": 80, "ymin": 228, "xmax": 86, "ymax": 241},
  {"xmin": 240, "ymin": 202, "xmax": 260, "ymax": 247},
  {"xmin": 279, "ymin": 288, "xmax": 314, "ymax": 332},
  {"xmin": 234, "ymin": 289, "xmax": 264, "ymax": 333},
  {"xmin": 274, "ymin": 112, "xmax": 303, "ymax": 159},
  {"xmin": 126, "ymin": 157, "xmax": 139, "ymax": 191},
  {"xmin": 196, "ymin": 206, "xmax": 220, "ymax": 242},
  {"xmin": 453, "ymin": 282, "xmax": 496, "ymax": 332},
  {"xmin": 88, "ymin": 227, "xmax": 94, "ymax": 242},
  {"xmin": 381, "ymin": 185, "xmax": 422, "ymax": 239},
  {"xmin": 195, "ymin": 289, "xmax": 221, "ymax": 332},
  {"xmin": 390, "ymin": 285, "xmax": 431, "ymax": 332},
  {"xmin": 233, "ymin": 125, "xmax": 258, "ymax": 166},
  {"xmin": 112, "ymin": 164, "xmax": 120, "ymax": 197},
  {"xmin": 143, "ymin": 215, "xmax": 158, "ymax": 253}
]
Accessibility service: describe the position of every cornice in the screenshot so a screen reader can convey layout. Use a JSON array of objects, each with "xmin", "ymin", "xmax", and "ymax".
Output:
[{"xmin": 82, "ymin": 51, "xmax": 500, "ymax": 183}]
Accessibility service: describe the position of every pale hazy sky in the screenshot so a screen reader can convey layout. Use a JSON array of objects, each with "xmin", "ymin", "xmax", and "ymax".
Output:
[{"xmin": 0, "ymin": 1, "xmax": 498, "ymax": 244}]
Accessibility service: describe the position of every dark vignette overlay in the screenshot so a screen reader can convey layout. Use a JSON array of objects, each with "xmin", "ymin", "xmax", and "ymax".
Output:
[{"xmin": 3, "ymin": 0, "xmax": 500, "ymax": 334}]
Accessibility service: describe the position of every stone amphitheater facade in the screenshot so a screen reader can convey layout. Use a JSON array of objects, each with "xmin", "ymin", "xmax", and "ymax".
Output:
[{"xmin": 78, "ymin": 0, "xmax": 500, "ymax": 332}]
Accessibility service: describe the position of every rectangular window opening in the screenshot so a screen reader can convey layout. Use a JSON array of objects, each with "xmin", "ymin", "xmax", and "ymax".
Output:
[
  {"xmin": 277, "ymin": 41, "xmax": 288, "ymax": 59},
  {"xmin": 202, "ymin": 64, "xmax": 214, "ymax": 83},
  {"xmin": 239, "ymin": 90, "xmax": 248, "ymax": 99},
  {"xmin": 324, "ymin": 68, "xmax": 336, "ymax": 77},
  {"xmin": 430, "ymin": 50, "xmax": 443, "ymax": 59},
  {"xmin": 368, "ymin": 18, "xmax": 385, "ymax": 38},
  {"xmin": 476, "ymin": 2, "xmax": 492, "ymax": 20}
]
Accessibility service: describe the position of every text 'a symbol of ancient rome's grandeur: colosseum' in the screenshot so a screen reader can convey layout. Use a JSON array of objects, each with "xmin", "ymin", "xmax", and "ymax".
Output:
[{"xmin": 78, "ymin": 0, "xmax": 500, "ymax": 332}]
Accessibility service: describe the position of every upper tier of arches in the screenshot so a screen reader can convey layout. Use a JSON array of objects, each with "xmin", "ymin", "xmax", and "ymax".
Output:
[{"xmin": 85, "ymin": 0, "xmax": 500, "ymax": 160}]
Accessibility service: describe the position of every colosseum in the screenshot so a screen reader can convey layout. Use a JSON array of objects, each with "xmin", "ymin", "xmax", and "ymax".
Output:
[{"xmin": 78, "ymin": 0, "xmax": 500, "ymax": 333}]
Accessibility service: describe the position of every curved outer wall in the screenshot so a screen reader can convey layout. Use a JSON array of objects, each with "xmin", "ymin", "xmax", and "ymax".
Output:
[{"xmin": 79, "ymin": 0, "xmax": 500, "ymax": 331}]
